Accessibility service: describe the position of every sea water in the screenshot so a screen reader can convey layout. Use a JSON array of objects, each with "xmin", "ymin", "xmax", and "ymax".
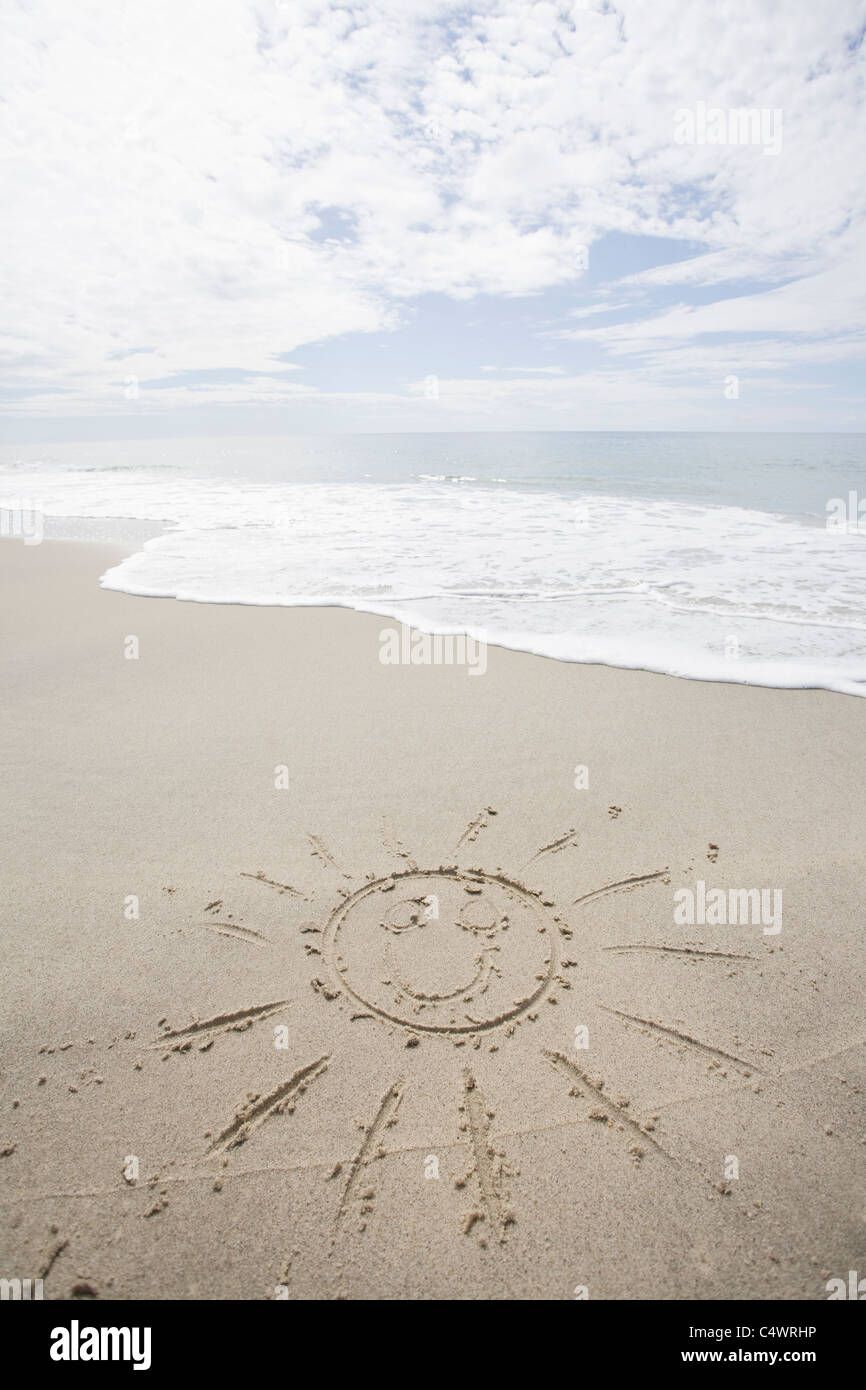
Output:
[{"xmin": 1, "ymin": 431, "xmax": 864, "ymax": 695}]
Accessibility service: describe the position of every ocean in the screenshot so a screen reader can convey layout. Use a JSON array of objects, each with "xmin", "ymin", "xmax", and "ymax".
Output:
[{"xmin": 1, "ymin": 431, "xmax": 865, "ymax": 696}]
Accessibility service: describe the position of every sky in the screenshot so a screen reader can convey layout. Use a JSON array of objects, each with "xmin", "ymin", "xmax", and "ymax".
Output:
[{"xmin": 1, "ymin": 0, "xmax": 865, "ymax": 438}]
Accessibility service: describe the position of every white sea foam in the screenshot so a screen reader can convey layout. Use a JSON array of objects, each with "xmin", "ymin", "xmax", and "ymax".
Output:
[{"xmin": 3, "ymin": 459, "xmax": 865, "ymax": 696}]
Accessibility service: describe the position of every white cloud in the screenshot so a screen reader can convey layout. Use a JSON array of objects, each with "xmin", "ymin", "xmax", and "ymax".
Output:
[{"xmin": 1, "ymin": 0, "xmax": 865, "ymax": 424}]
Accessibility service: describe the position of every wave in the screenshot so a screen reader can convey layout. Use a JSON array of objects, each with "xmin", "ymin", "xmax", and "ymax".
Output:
[{"xmin": 3, "ymin": 463, "xmax": 866, "ymax": 696}]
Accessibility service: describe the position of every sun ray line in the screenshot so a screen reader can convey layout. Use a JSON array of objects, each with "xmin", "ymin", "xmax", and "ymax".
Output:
[
  {"xmin": 523, "ymin": 827, "xmax": 579, "ymax": 867},
  {"xmin": 151, "ymin": 999, "xmax": 290, "ymax": 1046},
  {"xmin": 333, "ymin": 1079, "xmax": 404, "ymax": 1235},
  {"xmin": 544, "ymin": 1050, "xmax": 751, "ymax": 1201},
  {"xmin": 306, "ymin": 832, "xmax": 353, "ymax": 879},
  {"xmin": 454, "ymin": 805, "xmax": 497, "ymax": 851},
  {"xmin": 380, "ymin": 816, "xmax": 419, "ymax": 870},
  {"xmin": 461, "ymin": 1070, "xmax": 511, "ymax": 1241},
  {"xmin": 543, "ymin": 1049, "xmax": 674, "ymax": 1160},
  {"xmin": 207, "ymin": 1053, "xmax": 331, "ymax": 1154},
  {"xmin": 201, "ymin": 920, "xmax": 269, "ymax": 944},
  {"xmin": 602, "ymin": 1007, "xmax": 762, "ymax": 1073},
  {"xmin": 573, "ymin": 868, "xmax": 669, "ymax": 906},
  {"xmin": 240, "ymin": 870, "xmax": 309, "ymax": 899},
  {"xmin": 603, "ymin": 944, "xmax": 756, "ymax": 960}
]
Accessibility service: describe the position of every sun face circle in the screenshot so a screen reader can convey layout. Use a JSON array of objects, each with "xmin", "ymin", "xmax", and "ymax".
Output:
[{"xmin": 322, "ymin": 868, "xmax": 559, "ymax": 1035}]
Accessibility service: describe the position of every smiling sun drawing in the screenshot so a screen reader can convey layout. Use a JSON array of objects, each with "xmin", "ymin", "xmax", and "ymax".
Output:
[
  {"xmin": 154, "ymin": 807, "xmax": 767, "ymax": 1259},
  {"xmin": 327, "ymin": 864, "xmax": 560, "ymax": 1035}
]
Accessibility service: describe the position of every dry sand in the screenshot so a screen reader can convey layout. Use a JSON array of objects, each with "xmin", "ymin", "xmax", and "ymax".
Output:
[{"xmin": 1, "ymin": 538, "xmax": 865, "ymax": 1300}]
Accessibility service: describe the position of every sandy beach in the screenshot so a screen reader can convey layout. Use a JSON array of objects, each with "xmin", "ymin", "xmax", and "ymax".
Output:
[{"xmin": 1, "ymin": 537, "xmax": 865, "ymax": 1301}]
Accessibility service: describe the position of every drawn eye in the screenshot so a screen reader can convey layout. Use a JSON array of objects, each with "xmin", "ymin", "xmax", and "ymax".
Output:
[
  {"xmin": 458, "ymin": 895, "xmax": 501, "ymax": 935},
  {"xmin": 383, "ymin": 899, "xmax": 426, "ymax": 934}
]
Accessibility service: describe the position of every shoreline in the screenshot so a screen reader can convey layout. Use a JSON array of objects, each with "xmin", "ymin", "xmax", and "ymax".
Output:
[
  {"xmin": 13, "ymin": 534, "xmax": 865, "ymax": 700},
  {"xmin": 1, "ymin": 537, "xmax": 864, "ymax": 1299}
]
